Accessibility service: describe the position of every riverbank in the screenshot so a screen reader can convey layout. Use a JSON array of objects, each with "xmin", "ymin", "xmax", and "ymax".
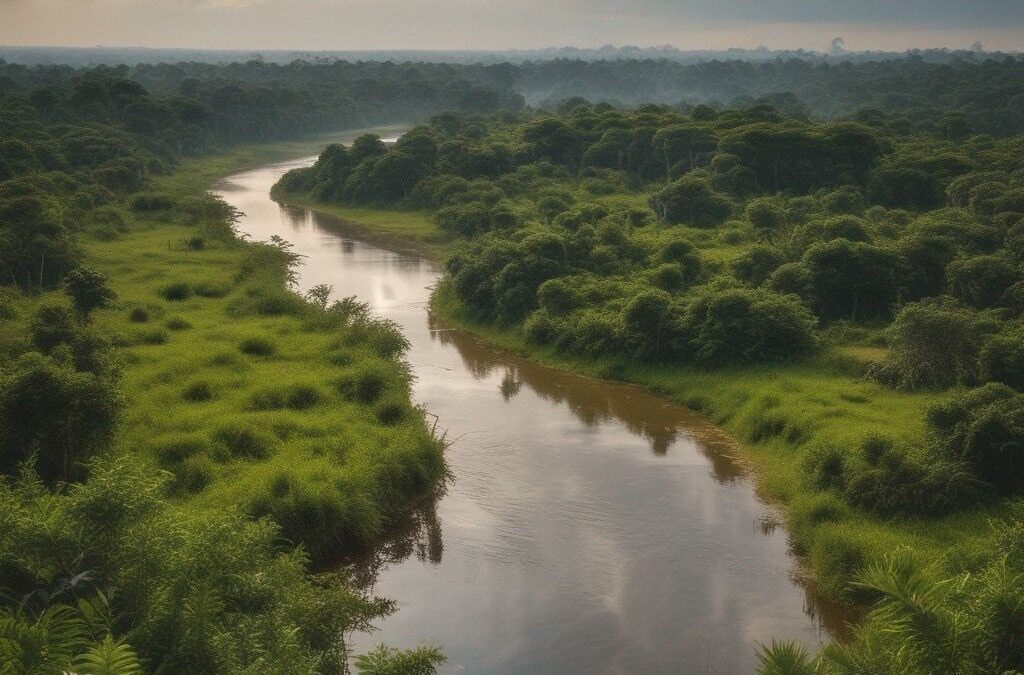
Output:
[
  {"xmin": 2, "ymin": 132, "xmax": 445, "ymax": 567},
  {"xmin": 287, "ymin": 198, "xmax": 1004, "ymax": 605}
]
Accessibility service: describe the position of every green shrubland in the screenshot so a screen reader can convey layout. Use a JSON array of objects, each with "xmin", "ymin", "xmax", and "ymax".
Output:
[
  {"xmin": 0, "ymin": 64, "xmax": 450, "ymax": 671},
  {"xmin": 278, "ymin": 103, "xmax": 1024, "ymax": 670}
]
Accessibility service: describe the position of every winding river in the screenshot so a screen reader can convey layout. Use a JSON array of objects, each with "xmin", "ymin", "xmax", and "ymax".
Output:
[{"xmin": 213, "ymin": 134, "xmax": 846, "ymax": 674}]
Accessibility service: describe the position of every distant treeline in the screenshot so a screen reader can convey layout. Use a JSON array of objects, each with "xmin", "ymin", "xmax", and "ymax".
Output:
[
  {"xmin": 0, "ymin": 44, "xmax": 1014, "ymax": 66},
  {"xmin": 3, "ymin": 53, "xmax": 1024, "ymax": 137}
]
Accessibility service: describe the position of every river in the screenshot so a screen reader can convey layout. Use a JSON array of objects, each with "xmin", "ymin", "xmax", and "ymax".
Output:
[{"xmin": 213, "ymin": 134, "xmax": 845, "ymax": 674}]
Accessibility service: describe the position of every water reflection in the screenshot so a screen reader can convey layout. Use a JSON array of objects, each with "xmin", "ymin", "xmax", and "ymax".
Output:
[
  {"xmin": 346, "ymin": 485, "xmax": 447, "ymax": 593},
  {"xmin": 217, "ymin": 151, "xmax": 853, "ymax": 675},
  {"xmin": 428, "ymin": 311, "xmax": 743, "ymax": 479}
]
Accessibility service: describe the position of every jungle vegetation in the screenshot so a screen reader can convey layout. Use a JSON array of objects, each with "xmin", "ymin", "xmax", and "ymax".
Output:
[
  {"xmin": 276, "ymin": 97, "xmax": 1024, "ymax": 673},
  {"xmin": 0, "ymin": 68, "xmax": 464, "ymax": 673}
]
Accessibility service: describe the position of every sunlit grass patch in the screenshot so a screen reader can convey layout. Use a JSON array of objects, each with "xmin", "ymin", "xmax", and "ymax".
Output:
[{"xmin": 70, "ymin": 152, "xmax": 445, "ymax": 569}]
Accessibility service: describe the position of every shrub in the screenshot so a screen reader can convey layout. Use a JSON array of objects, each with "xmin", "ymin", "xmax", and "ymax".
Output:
[
  {"xmin": 947, "ymin": 253, "xmax": 1018, "ymax": 309},
  {"xmin": 376, "ymin": 399, "xmax": 407, "ymax": 425},
  {"xmin": 192, "ymin": 281, "xmax": 229, "ymax": 298},
  {"xmin": 247, "ymin": 473, "xmax": 383, "ymax": 565},
  {"xmin": 744, "ymin": 197, "xmax": 787, "ymax": 231},
  {"xmin": 287, "ymin": 384, "xmax": 323, "ymax": 410},
  {"xmin": 165, "ymin": 316, "xmax": 191, "ymax": 330},
  {"xmin": 978, "ymin": 327, "xmax": 1024, "ymax": 390},
  {"xmin": 239, "ymin": 336, "xmax": 276, "ymax": 357},
  {"xmin": 536, "ymin": 278, "xmax": 579, "ymax": 315},
  {"xmin": 802, "ymin": 441, "xmax": 848, "ymax": 491},
  {"xmin": 928, "ymin": 385, "xmax": 1024, "ymax": 493},
  {"xmin": 151, "ymin": 433, "xmax": 209, "ymax": 466},
  {"xmin": 731, "ymin": 244, "xmax": 785, "ymax": 286},
  {"xmin": 335, "ymin": 362, "xmax": 394, "ymax": 403},
  {"xmin": 30, "ymin": 303, "xmax": 78, "ymax": 352},
  {"xmin": 873, "ymin": 297, "xmax": 989, "ymax": 389},
  {"xmin": 160, "ymin": 282, "xmax": 192, "ymax": 301},
  {"xmin": 135, "ymin": 328, "xmax": 169, "ymax": 345},
  {"xmin": 213, "ymin": 422, "xmax": 276, "ymax": 459},
  {"xmin": 182, "ymin": 381, "xmax": 214, "ymax": 402},
  {"xmin": 648, "ymin": 264, "xmax": 687, "ymax": 290},
  {"xmin": 251, "ymin": 384, "xmax": 323, "ymax": 410},
  {"xmin": 128, "ymin": 192, "xmax": 176, "ymax": 212},
  {"xmin": 128, "ymin": 306, "xmax": 150, "ymax": 323},
  {"xmin": 524, "ymin": 310, "xmax": 559, "ymax": 345},
  {"xmin": 174, "ymin": 454, "xmax": 214, "ymax": 494},
  {"xmin": 682, "ymin": 287, "xmax": 817, "ymax": 365}
]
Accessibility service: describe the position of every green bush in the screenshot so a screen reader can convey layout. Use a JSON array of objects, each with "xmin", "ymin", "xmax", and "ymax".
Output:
[
  {"xmin": 250, "ymin": 384, "xmax": 324, "ymax": 410},
  {"xmin": 128, "ymin": 192, "xmax": 176, "ymax": 212},
  {"xmin": 151, "ymin": 433, "xmax": 210, "ymax": 466},
  {"xmin": 214, "ymin": 422, "xmax": 276, "ymax": 460},
  {"xmin": 159, "ymin": 281, "xmax": 192, "ymax": 301},
  {"xmin": 681, "ymin": 286, "xmax": 818, "ymax": 365},
  {"xmin": 164, "ymin": 316, "xmax": 191, "ymax": 330},
  {"xmin": 335, "ymin": 361, "xmax": 397, "ymax": 404},
  {"xmin": 239, "ymin": 336, "xmax": 276, "ymax": 357},
  {"xmin": 375, "ymin": 399, "xmax": 407, "ymax": 425},
  {"xmin": 182, "ymin": 380, "xmax": 214, "ymax": 402},
  {"xmin": 135, "ymin": 328, "xmax": 169, "ymax": 345},
  {"xmin": 174, "ymin": 454, "xmax": 214, "ymax": 494}
]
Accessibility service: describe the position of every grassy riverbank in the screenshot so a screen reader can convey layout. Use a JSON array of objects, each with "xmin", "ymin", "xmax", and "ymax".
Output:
[
  {"xmin": 2, "ymin": 134, "xmax": 445, "ymax": 567},
  {"xmin": 287, "ymin": 198, "xmax": 1006, "ymax": 606}
]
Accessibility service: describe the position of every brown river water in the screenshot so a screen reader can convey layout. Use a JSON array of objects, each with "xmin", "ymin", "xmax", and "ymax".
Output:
[{"xmin": 213, "ymin": 136, "xmax": 847, "ymax": 674}]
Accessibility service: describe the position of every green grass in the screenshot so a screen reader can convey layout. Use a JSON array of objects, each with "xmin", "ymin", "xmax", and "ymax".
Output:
[{"xmin": 0, "ymin": 138, "xmax": 444, "ymax": 567}]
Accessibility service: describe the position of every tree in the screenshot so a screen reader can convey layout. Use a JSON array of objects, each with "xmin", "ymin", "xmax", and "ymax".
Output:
[
  {"xmin": 64, "ymin": 267, "xmax": 116, "ymax": 321},
  {"xmin": 348, "ymin": 134, "xmax": 387, "ymax": 165},
  {"xmin": 0, "ymin": 196, "xmax": 80, "ymax": 290},
  {"xmin": 801, "ymin": 239, "xmax": 898, "ymax": 321},
  {"xmin": 622, "ymin": 290, "xmax": 675, "ymax": 357},
  {"xmin": 732, "ymin": 244, "xmax": 785, "ymax": 286},
  {"xmin": 0, "ymin": 353, "xmax": 120, "ymax": 482},
  {"xmin": 681, "ymin": 287, "xmax": 817, "ymax": 365},
  {"xmin": 649, "ymin": 174, "xmax": 731, "ymax": 227},
  {"xmin": 947, "ymin": 254, "xmax": 1018, "ymax": 309},
  {"xmin": 523, "ymin": 117, "xmax": 582, "ymax": 168},
  {"xmin": 651, "ymin": 125, "xmax": 717, "ymax": 181},
  {"xmin": 873, "ymin": 297, "xmax": 989, "ymax": 389}
]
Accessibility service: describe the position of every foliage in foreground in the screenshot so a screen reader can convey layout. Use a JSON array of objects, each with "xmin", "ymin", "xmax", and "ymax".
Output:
[{"xmin": 758, "ymin": 535, "xmax": 1024, "ymax": 675}]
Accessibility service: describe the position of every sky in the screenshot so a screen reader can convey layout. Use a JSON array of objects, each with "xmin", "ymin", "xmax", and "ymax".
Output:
[{"xmin": 1, "ymin": 0, "xmax": 1022, "ymax": 52}]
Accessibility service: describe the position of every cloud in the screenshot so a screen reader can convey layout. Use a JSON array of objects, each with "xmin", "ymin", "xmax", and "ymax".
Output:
[{"xmin": 1, "ymin": 0, "xmax": 1022, "ymax": 50}]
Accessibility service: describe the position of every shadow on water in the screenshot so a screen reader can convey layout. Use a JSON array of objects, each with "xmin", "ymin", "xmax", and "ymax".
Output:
[
  {"xmin": 426, "ymin": 310, "xmax": 746, "ymax": 482},
  {"xmin": 219, "ymin": 157, "xmax": 858, "ymax": 674}
]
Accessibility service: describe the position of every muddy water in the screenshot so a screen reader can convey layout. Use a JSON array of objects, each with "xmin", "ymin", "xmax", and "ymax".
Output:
[{"xmin": 214, "ymin": 142, "xmax": 846, "ymax": 674}]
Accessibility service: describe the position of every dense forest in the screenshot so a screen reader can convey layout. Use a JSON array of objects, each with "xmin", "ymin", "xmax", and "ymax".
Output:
[
  {"xmin": 0, "ymin": 66, "xmax": 499, "ymax": 672},
  {"xmin": 276, "ymin": 93, "xmax": 1024, "ymax": 672},
  {"xmin": 3, "ymin": 50, "xmax": 1024, "ymax": 672}
]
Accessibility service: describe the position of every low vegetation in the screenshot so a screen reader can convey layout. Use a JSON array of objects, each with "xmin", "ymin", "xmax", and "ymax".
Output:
[
  {"xmin": 276, "ymin": 103, "xmax": 1024, "ymax": 671},
  {"xmin": 0, "ymin": 65, "xmax": 452, "ymax": 672}
]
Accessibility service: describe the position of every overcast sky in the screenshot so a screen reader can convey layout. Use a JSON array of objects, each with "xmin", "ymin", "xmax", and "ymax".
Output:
[{"xmin": 2, "ymin": 0, "xmax": 1022, "ymax": 52}]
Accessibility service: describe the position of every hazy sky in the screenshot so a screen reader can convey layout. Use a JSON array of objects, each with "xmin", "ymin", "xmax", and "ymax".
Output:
[{"xmin": 2, "ymin": 0, "xmax": 1022, "ymax": 52}]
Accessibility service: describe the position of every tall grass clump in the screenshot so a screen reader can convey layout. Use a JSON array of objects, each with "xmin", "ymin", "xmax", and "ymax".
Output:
[
  {"xmin": 238, "ymin": 335, "xmax": 276, "ymax": 356},
  {"xmin": 213, "ymin": 421, "xmax": 276, "ymax": 459}
]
